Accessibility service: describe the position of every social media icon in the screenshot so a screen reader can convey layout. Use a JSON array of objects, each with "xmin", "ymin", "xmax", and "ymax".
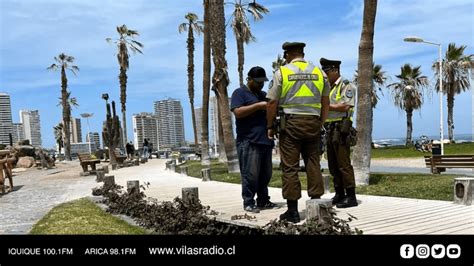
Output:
[
  {"xmin": 400, "ymin": 244, "xmax": 414, "ymax": 259},
  {"xmin": 446, "ymin": 244, "xmax": 461, "ymax": 259},
  {"xmin": 416, "ymin": 244, "xmax": 430, "ymax": 259},
  {"xmin": 431, "ymin": 244, "xmax": 445, "ymax": 259}
]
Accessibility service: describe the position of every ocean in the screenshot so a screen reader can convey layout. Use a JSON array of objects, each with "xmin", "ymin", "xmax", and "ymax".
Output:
[{"xmin": 373, "ymin": 133, "xmax": 473, "ymax": 146}]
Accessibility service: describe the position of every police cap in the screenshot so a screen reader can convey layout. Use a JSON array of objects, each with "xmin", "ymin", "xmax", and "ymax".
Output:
[
  {"xmin": 320, "ymin": 58, "xmax": 341, "ymax": 72},
  {"xmin": 282, "ymin": 42, "xmax": 306, "ymax": 51}
]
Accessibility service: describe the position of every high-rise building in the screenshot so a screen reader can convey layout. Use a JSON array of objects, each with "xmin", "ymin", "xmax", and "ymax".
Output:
[
  {"xmin": 154, "ymin": 98, "xmax": 185, "ymax": 149},
  {"xmin": 20, "ymin": 110, "xmax": 42, "ymax": 147},
  {"xmin": 12, "ymin": 123, "xmax": 25, "ymax": 144},
  {"xmin": 194, "ymin": 106, "xmax": 202, "ymax": 145},
  {"xmin": 0, "ymin": 93, "xmax": 13, "ymax": 145},
  {"xmin": 70, "ymin": 118, "xmax": 82, "ymax": 143},
  {"xmin": 132, "ymin": 112, "xmax": 159, "ymax": 151},
  {"xmin": 86, "ymin": 132, "xmax": 100, "ymax": 151}
]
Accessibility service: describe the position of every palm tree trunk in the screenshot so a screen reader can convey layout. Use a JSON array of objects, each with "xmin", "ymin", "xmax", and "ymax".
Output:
[
  {"xmin": 406, "ymin": 110, "xmax": 413, "ymax": 146},
  {"xmin": 236, "ymin": 37, "xmax": 245, "ymax": 86},
  {"xmin": 61, "ymin": 67, "xmax": 72, "ymax": 161},
  {"xmin": 353, "ymin": 0, "xmax": 377, "ymax": 185},
  {"xmin": 119, "ymin": 68, "xmax": 128, "ymax": 147},
  {"xmin": 187, "ymin": 25, "xmax": 199, "ymax": 147},
  {"xmin": 201, "ymin": 0, "xmax": 211, "ymax": 166},
  {"xmin": 216, "ymin": 101, "xmax": 227, "ymax": 162},
  {"xmin": 210, "ymin": 0, "xmax": 239, "ymax": 173},
  {"xmin": 447, "ymin": 91, "xmax": 455, "ymax": 142}
]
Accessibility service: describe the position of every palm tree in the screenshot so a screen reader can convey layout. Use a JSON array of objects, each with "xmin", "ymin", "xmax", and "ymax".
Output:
[
  {"xmin": 433, "ymin": 43, "xmax": 473, "ymax": 142},
  {"xmin": 179, "ymin": 13, "xmax": 204, "ymax": 149},
  {"xmin": 229, "ymin": 0, "xmax": 269, "ymax": 86},
  {"xmin": 201, "ymin": 0, "xmax": 212, "ymax": 166},
  {"xmin": 106, "ymin": 24, "xmax": 143, "ymax": 147},
  {"xmin": 354, "ymin": 63, "xmax": 388, "ymax": 108},
  {"xmin": 272, "ymin": 54, "xmax": 286, "ymax": 73},
  {"xmin": 53, "ymin": 123, "xmax": 64, "ymax": 158},
  {"xmin": 352, "ymin": 0, "xmax": 377, "ymax": 185},
  {"xmin": 47, "ymin": 53, "xmax": 79, "ymax": 161},
  {"xmin": 388, "ymin": 64, "xmax": 429, "ymax": 146},
  {"xmin": 210, "ymin": 0, "xmax": 240, "ymax": 173},
  {"xmin": 56, "ymin": 92, "xmax": 79, "ymax": 108}
]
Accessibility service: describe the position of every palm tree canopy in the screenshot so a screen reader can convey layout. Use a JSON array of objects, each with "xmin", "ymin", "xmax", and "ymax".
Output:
[
  {"xmin": 56, "ymin": 92, "xmax": 79, "ymax": 108},
  {"xmin": 354, "ymin": 63, "xmax": 387, "ymax": 108},
  {"xmin": 47, "ymin": 53, "xmax": 79, "ymax": 74},
  {"xmin": 178, "ymin": 13, "xmax": 204, "ymax": 34},
  {"xmin": 230, "ymin": 1, "xmax": 269, "ymax": 43},
  {"xmin": 106, "ymin": 24, "xmax": 144, "ymax": 70},
  {"xmin": 388, "ymin": 64, "xmax": 429, "ymax": 111},
  {"xmin": 433, "ymin": 43, "xmax": 472, "ymax": 95}
]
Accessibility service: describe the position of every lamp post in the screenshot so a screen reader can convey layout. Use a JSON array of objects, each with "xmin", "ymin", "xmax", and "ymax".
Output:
[
  {"xmin": 404, "ymin": 36, "xmax": 444, "ymax": 155},
  {"xmin": 80, "ymin": 113, "xmax": 94, "ymax": 154}
]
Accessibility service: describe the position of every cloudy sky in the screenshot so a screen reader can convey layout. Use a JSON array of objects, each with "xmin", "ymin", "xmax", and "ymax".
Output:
[{"xmin": 1, "ymin": 0, "xmax": 473, "ymax": 148}]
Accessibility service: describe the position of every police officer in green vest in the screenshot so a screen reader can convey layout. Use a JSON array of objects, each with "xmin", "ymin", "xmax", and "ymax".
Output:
[
  {"xmin": 267, "ymin": 42, "xmax": 330, "ymax": 223},
  {"xmin": 320, "ymin": 58, "xmax": 358, "ymax": 208}
]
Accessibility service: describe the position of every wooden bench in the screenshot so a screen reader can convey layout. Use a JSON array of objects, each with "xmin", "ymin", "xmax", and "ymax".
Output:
[
  {"xmin": 77, "ymin": 153, "xmax": 101, "ymax": 173},
  {"xmin": 0, "ymin": 158, "xmax": 14, "ymax": 194},
  {"xmin": 424, "ymin": 155, "xmax": 474, "ymax": 174},
  {"xmin": 113, "ymin": 150, "xmax": 127, "ymax": 166}
]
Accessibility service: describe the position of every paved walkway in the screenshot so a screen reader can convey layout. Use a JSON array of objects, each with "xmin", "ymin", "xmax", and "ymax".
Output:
[
  {"xmin": 0, "ymin": 161, "xmax": 97, "ymax": 234},
  {"xmin": 111, "ymin": 159, "xmax": 474, "ymax": 235},
  {"xmin": 1, "ymin": 159, "xmax": 473, "ymax": 234}
]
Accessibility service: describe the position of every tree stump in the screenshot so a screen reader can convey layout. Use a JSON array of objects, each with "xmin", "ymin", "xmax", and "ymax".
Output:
[
  {"xmin": 182, "ymin": 187, "xmax": 199, "ymax": 205},
  {"xmin": 104, "ymin": 175, "xmax": 115, "ymax": 187},
  {"xmin": 102, "ymin": 165, "xmax": 109, "ymax": 174},
  {"xmin": 454, "ymin": 177, "xmax": 474, "ymax": 205},
  {"xmin": 133, "ymin": 159, "xmax": 140, "ymax": 166},
  {"xmin": 323, "ymin": 174, "xmax": 330, "ymax": 194},
  {"xmin": 127, "ymin": 180, "xmax": 140, "ymax": 194},
  {"xmin": 306, "ymin": 199, "xmax": 333, "ymax": 224},
  {"xmin": 96, "ymin": 170, "xmax": 105, "ymax": 182},
  {"xmin": 111, "ymin": 163, "xmax": 118, "ymax": 170},
  {"xmin": 180, "ymin": 165, "xmax": 188, "ymax": 175},
  {"xmin": 201, "ymin": 168, "xmax": 211, "ymax": 181}
]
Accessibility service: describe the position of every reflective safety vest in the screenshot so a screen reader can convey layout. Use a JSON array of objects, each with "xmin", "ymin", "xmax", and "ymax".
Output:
[
  {"xmin": 327, "ymin": 80, "xmax": 354, "ymax": 122},
  {"xmin": 279, "ymin": 61, "xmax": 325, "ymax": 116}
]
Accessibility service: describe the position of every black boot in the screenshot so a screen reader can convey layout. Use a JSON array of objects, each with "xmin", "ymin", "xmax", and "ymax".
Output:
[
  {"xmin": 336, "ymin": 187, "xmax": 358, "ymax": 208},
  {"xmin": 331, "ymin": 187, "xmax": 345, "ymax": 205},
  {"xmin": 279, "ymin": 200, "xmax": 300, "ymax": 223}
]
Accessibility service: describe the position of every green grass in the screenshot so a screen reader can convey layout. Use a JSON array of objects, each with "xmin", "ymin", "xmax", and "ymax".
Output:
[
  {"xmin": 357, "ymin": 173, "xmax": 454, "ymax": 201},
  {"xmin": 187, "ymin": 160, "xmax": 308, "ymax": 189},
  {"xmin": 184, "ymin": 160, "xmax": 458, "ymax": 201},
  {"xmin": 30, "ymin": 198, "xmax": 148, "ymax": 234},
  {"xmin": 371, "ymin": 142, "xmax": 474, "ymax": 158}
]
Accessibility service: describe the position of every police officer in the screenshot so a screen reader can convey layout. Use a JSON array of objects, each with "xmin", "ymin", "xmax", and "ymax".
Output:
[
  {"xmin": 267, "ymin": 42, "xmax": 330, "ymax": 223},
  {"xmin": 320, "ymin": 58, "xmax": 358, "ymax": 208}
]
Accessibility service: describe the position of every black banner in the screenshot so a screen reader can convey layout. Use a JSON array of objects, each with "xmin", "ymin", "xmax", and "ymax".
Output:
[{"xmin": 0, "ymin": 235, "xmax": 472, "ymax": 265}]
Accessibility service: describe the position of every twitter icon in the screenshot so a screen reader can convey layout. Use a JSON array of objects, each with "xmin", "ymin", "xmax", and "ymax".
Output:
[{"xmin": 431, "ymin": 244, "xmax": 445, "ymax": 259}]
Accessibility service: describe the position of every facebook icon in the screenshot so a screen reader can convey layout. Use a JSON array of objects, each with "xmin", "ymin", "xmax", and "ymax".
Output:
[{"xmin": 400, "ymin": 244, "xmax": 414, "ymax": 259}]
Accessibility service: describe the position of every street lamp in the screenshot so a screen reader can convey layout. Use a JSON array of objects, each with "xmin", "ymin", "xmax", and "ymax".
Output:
[
  {"xmin": 80, "ymin": 113, "xmax": 94, "ymax": 154},
  {"xmin": 404, "ymin": 36, "xmax": 444, "ymax": 155}
]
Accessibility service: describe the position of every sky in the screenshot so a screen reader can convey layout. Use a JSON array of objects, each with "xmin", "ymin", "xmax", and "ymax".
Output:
[{"xmin": 0, "ymin": 0, "xmax": 473, "ymax": 149}]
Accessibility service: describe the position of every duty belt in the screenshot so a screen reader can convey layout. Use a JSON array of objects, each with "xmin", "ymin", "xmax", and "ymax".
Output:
[{"xmin": 286, "ymin": 114, "xmax": 320, "ymax": 119}]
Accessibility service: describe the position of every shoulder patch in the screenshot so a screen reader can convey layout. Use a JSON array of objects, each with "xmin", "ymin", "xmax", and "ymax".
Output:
[
  {"xmin": 345, "ymin": 88, "xmax": 353, "ymax": 98},
  {"xmin": 268, "ymin": 80, "xmax": 274, "ymax": 90}
]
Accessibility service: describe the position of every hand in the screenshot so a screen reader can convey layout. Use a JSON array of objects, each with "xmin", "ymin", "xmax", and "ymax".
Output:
[
  {"xmin": 267, "ymin": 128, "xmax": 274, "ymax": 140},
  {"xmin": 258, "ymin": 101, "xmax": 267, "ymax": 110}
]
